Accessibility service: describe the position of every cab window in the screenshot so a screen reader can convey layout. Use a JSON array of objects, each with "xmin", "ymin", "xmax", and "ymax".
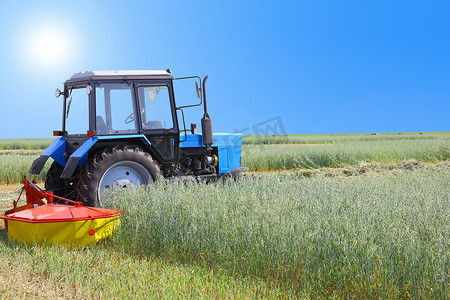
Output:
[{"xmin": 138, "ymin": 86, "xmax": 173, "ymax": 130}]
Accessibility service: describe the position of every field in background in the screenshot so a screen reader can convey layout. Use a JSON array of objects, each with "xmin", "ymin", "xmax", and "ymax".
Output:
[
  {"xmin": 243, "ymin": 138, "xmax": 449, "ymax": 171},
  {"xmin": 0, "ymin": 132, "xmax": 449, "ymax": 298},
  {"xmin": 0, "ymin": 132, "xmax": 449, "ymax": 184},
  {"xmin": 243, "ymin": 132, "xmax": 450, "ymax": 170},
  {"xmin": 1, "ymin": 132, "xmax": 448, "ymax": 149},
  {"xmin": 243, "ymin": 131, "xmax": 450, "ymax": 145},
  {"xmin": 0, "ymin": 138, "xmax": 54, "ymax": 150}
]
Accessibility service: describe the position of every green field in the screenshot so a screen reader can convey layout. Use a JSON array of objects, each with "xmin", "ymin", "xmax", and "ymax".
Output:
[
  {"xmin": 0, "ymin": 132, "xmax": 449, "ymax": 184},
  {"xmin": 111, "ymin": 169, "xmax": 449, "ymax": 298},
  {"xmin": 243, "ymin": 138, "xmax": 449, "ymax": 171},
  {"xmin": 0, "ymin": 133, "xmax": 449, "ymax": 298},
  {"xmin": 242, "ymin": 132, "xmax": 450, "ymax": 145},
  {"xmin": 0, "ymin": 138, "xmax": 54, "ymax": 150}
]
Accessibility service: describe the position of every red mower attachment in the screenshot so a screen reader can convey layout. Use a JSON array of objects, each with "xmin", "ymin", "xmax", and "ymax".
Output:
[{"xmin": 1, "ymin": 178, "xmax": 125, "ymax": 247}]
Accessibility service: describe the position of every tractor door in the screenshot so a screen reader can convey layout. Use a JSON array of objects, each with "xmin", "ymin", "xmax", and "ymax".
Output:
[
  {"xmin": 94, "ymin": 82, "xmax": 139, "ymax": 135},
  {"xmin": 136, "ymin": 82, "xmax": 179, "ymax": 164}
]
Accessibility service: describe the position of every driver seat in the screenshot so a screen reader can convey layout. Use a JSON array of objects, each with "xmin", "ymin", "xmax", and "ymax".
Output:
[
  {"xmin": 144, "ymin": 121, "xmax": 163, "ymax": 129},
  {"xmin": 96, "ymin": 116, "xmax": 107, "ymax": 133}
]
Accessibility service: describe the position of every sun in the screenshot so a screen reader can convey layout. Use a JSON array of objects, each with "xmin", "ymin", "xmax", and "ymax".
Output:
[
  {"xmin": 35, "ymin": 31, "xmax": 65, "ymax": 61},
  {"xmin": 27, "ymin": 26, "xmax": 70, "ymax": 67}
]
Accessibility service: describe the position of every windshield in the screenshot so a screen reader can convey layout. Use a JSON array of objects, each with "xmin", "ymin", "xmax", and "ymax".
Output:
[
  {"xmin": 95, "ymin": 83, "xmax": 138, "ymax": 134},
  {"xmin": 65, "ymin": 87, "xmax": 89, "ymax": 135}
]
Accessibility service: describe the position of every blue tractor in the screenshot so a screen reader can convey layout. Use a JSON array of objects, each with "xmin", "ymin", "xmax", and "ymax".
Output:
[{"xmin": 30, "ymin": 70, "xmax": 247, "ymax": 207}]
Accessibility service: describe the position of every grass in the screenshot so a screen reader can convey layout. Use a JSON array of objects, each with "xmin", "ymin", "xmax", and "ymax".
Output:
[
  {"xmin": 0, "ymin": 188, "xmax": 288, "ymax": 299},
  {"xmin": 1, "ymin": 167, "xmax": 448, "ymax": 298},
  {"xmin": 0, "ymin": 242, "xmax": 285, "ymax": 299},
  {"xmin": 108, "ymin": 168, "xmax": 450, "ymax": 298},
  {"xmin": 0, "ymin": 151, "xmax": 49, "ymax": 184},
  {"xmin": 0, "ymin": 134, "xmax": 449, "ymax": 298}
]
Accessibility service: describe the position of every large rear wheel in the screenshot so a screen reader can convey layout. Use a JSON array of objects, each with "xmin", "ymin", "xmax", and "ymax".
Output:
[{"xmin": 76, "ymin": 146, "xmax": 161, "ymax": 207}]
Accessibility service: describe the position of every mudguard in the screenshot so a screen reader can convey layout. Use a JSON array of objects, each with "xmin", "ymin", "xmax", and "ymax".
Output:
[
  {"xmin": 29, "ymin": 137, "xmax": 66, "ymax": 175},
  {"xmin": 60, "ymin": 137, "xmax": 98, "ymax": 179},
  {"xmin": 60, "ymin": 135, "xmax": 151, "ymax": 179}
]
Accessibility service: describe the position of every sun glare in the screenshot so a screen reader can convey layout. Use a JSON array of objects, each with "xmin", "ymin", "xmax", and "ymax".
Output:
[{"xmin": 27, "ymin": 26, "xmax": 71, "ymax": 67}]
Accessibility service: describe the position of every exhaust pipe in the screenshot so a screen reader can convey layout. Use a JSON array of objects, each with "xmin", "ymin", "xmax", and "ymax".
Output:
[{"xmin": 201, "ymin": 75, "xmax": 213, "ymax": 151}]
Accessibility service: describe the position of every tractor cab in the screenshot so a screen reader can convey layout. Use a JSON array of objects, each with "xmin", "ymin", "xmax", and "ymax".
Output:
[{"xmin": 59, "ymin": 70, "xmax": 179, "ymax": 164}]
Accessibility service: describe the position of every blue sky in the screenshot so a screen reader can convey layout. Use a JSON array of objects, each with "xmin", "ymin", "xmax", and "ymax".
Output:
[{"xmin": 0, "ymin": 0, "xmax": 448, "ymax": 138}]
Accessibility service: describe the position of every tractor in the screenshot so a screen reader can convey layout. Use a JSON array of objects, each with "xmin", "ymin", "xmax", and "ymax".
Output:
[{"xmin": 30, "ymin": 70, "xmax": 247, "ymax": 207}]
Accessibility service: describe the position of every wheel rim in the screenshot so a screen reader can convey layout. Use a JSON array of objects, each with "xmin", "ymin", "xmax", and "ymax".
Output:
[{"xmin": 98, "ymin": 161, "xmax": 152, "ymax": 206}]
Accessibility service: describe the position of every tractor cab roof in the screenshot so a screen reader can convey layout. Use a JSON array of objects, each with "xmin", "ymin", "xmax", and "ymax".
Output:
[{"xmin": 65, "ymin": 70, "xmax": 173, "ymax": 84}]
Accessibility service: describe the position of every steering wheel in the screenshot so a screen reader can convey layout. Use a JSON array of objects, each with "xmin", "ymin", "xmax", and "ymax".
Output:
[
  {"xmin": 124, "ymin": 113, "xmax": 135, "ymax": 124},
  {"xmin": 125, "ymin": 108, "xmax": 149, "ymax": 124}
]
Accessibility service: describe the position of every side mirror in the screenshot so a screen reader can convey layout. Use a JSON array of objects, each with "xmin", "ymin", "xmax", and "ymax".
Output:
[
  {"xmin": 195, "ymin": 81, "xmax": 200, "ymax": 99},
  {"xmin": 54, "ymin": 88, "xmax": 63, "ymax": 98}
]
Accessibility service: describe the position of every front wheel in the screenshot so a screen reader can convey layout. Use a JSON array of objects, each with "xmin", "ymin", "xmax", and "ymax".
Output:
[{"xmin": 76, "ymin": 146, "xmax": 161, "ymax": 207}]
